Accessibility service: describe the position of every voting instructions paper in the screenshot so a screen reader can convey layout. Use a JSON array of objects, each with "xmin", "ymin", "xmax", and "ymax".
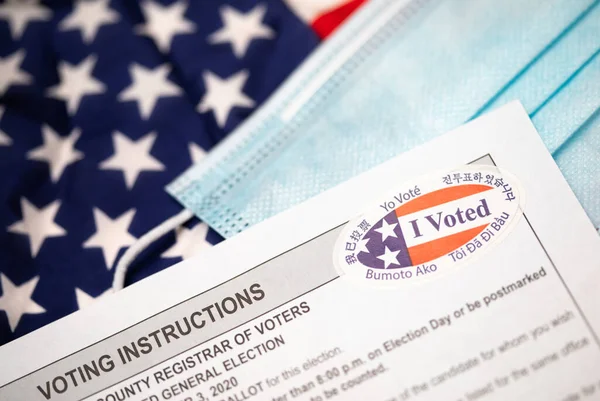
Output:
[{"xmin": 1, "ymin": 102, "xmax": 599, "ymax": 401}]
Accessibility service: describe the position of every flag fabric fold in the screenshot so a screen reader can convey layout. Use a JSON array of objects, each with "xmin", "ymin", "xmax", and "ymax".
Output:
[{"xmin": 0, "ymin": 0, "xmax": 362, "ymax": 345}]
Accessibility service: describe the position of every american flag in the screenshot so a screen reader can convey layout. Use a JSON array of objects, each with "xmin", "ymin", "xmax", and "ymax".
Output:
[{"xmin": 0, "ymin": 0, "xmax": 365, "ymax": 346}]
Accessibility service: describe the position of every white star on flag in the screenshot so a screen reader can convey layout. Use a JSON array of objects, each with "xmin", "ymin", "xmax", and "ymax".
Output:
[
  {"xmin": 197, "ymin": 69, "xmax": 255, "ymax": 128},
  {"xmin": 27, "ymin": 126, "xmax": 84, "ymax": 183},
  {"xmin": 137, "ymin": 0, "xmax": 195, "ymax": 53},
  {"xmin": 83, "ymin": 208, "xmax": 137, "ymax": 269},
  {"xmin": 0, "ymin": 50, "xmax": 32, "ymax": 95},
  {"xmin": 0, "ymin": 274, "xmax": 45, "ymax": 332},
  {"xmin": 75, "ymin": 287, "xmax": 112, "ymax": 310},
  {"xmin": 0, "ymin": 106, "xmax": 12, "ymax": 146},
  {"xmin": 8, "ymin": 198, "xmax": 66, "ymax": 258},
  {"xmin": 162, "ymin": 223, "xmax": 212, "ymax": 260},
  {"xmin": 208, "ymin": 4, "xmax": 275, "ymax": 58},
  {"xmin": 0, "ymin": 0, "xmax": 51, "ymax": 40},
  {"xmin": 47, "ymin": 55, "xmax": 106, "ymax": 115},
  {"xmin": 188, "ymin": 142, "xmax": 206, "ymax": 164},
  {"xmin": 375, "ymin": 219, "xmax": 398, "ymax": 241},
  {"xmin": 59, "ymin": 0, "xmax": 119, "ymax": 44},
  {"xmin": 99, "ymin": 131, "xmax": 165, "ymax": 189},
  {"xmin": 118, "ymin": 63, "xmax": 182, "ymax": 120},
  {"xmin": 377, "ymin": 246, "xmax": 401, "ymax": 269}
]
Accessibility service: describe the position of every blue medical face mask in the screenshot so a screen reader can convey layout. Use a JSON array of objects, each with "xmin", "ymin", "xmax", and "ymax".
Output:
[{"xmin": 168, "ymin": 0, "xmax": 600, "ymax": 237}]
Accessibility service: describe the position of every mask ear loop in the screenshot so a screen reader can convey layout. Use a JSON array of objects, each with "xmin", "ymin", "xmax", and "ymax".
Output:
[{"xmin": 112, "ymin": 209, "xmax": 194, "ymax": 291}]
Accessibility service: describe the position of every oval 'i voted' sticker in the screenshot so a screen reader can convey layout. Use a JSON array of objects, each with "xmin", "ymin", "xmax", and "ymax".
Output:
[{"xmin": 334, "ymin": 165, "xmax": 524, "ymax": 288}]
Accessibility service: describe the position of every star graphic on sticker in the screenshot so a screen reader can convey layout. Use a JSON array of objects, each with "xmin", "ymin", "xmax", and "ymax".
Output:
[
  {"xmin": 83, "ymin": 208, "xmax": 137, "ymax": 269},
  {"xmin": 136, "ymin": 0, "xmax": 195, "ymax": 53},
  {"xmin": 0, "ymin": 106, "xmax": 12, "ymax": 146},
  {"xmin": 99, "ymin": 131, "xmax": 165, "ymax": 189},
  {"xmin": 47, "ymin": 55, "xmax": 106, "ymax": 115},
  {"xmin": 355, "ymin": 237, "xmax": 371, "ymax": 255},
  {"xmin": 0, "ymin": 0, "xmax": 51, "ymax": 40},
  {"xmin": 75, "ymin": 287, "xmax": 112, "ymax": 310},
  {"xmin": 375, "ymin": 219, "xmax": 398, "ymax": 241},
  {"xmin": 188, "ymin": 142, "xmax": 206, "ymax": 164},
  {"xmin": 8, "ymin": 198, "xmax": 66, "ymax": 257},
  {"xmin": 162, "ymin": 223, "xmax": 212, "ymax": 260},
  {"xmin": 197, "ymin": 70, "xmax": 255, "ymax": 128},
  {"xmin": 27, "ymin": 125, "xmax": 84, "ymax": 183},
  {"xmin": 59, "ymin": 0, "xmax": 119, "ymax": 44},
  {"xmin": 0, "ymin": 274, "xmax": 45, "ymax": 332},
  {"xmin": 208, "ymin": 4, "xmax": 274, "ymax": 58},
  {"xmin": 377, "ymin": 246, "xmax": 401, "ymax": 269},
  {"xmin": 0, "ymin": 50, "xmax": 32, "ymax": 95},
  {"xmin": 118, "ymin": 63, "xmax": 182, "ymax": 120}
]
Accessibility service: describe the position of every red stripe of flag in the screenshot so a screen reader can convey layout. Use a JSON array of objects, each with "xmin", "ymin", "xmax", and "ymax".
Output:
[{"xmin": 312, "ymin": 0, "xmax": 368, "ymax": 38}]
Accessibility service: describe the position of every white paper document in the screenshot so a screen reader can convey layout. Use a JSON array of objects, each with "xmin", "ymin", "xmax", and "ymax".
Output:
[{"xmin": 1, "ymin": 102, "xmax": 599, "ymax": 401}]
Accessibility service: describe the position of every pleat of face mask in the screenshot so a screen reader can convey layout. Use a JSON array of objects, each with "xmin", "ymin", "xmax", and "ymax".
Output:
[
  {"xmin": 530, "ymin": 51, "xmax": 600, "ymax": 154},
  {"xmin": 168, "ymin": 0, "xmax": 600, "ymax": 237},
  {"xmin": 473, "ymin": 2, "xmax": 600, "ymax": 121},
  {"xmin": 553, "ymin": 109, "xmax": 600, "ymax": 231}
]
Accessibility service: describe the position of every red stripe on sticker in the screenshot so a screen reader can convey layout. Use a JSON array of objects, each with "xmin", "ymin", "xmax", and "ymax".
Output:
[{"xmin": 407, "ymin": 224, "xmax": 489, "ymax": 265}]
